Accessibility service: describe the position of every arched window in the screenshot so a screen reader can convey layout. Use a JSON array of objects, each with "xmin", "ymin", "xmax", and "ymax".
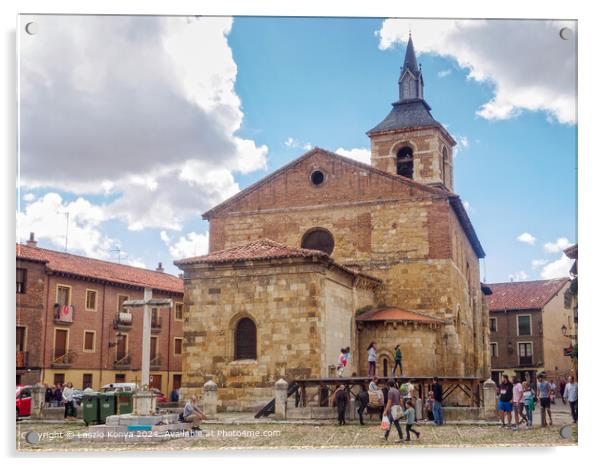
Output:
[
  {"xmin": 396, "ymin": 146, "xmax": 414, "ymax": 179},
  {"xmin": 234, "ymin": 318, "xmax": 257, "ymax": 360},
  {"xmin": 301, "ymin": 228, "xmax": 335, "ymax": 255}
]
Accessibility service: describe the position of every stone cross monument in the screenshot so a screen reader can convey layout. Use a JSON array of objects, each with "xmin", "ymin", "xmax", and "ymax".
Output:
[{"xmin": 122, "ymin": 287, "xmax": 172, "ymax": 415}]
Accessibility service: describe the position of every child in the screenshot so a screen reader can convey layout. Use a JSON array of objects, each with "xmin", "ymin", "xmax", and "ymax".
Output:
[
  {"xmin": 522, "ymin": 381, "xmax": 535, "ymax": 428},
  {"xmin": 403, "ymin": 399, "xmax": 420, "ymax": 441},
  {"xmin": 425, "ymin": 391, "xmax": 435, "ymax": 422},
  {"xmin": 336, "ymin": 348, "xmax": 347, "ymax": 377}
]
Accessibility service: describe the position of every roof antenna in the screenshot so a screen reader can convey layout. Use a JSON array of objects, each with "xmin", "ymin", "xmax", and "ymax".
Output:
[{"xmin": 111, "ymin": 247, "xmax": 123, "ymax": 264}]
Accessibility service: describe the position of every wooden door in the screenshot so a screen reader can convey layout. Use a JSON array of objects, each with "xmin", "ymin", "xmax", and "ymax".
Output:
[
  {"xmin": 54, "ymin": 329, "xmax": 68, "ymax": 358},
  {"xmin": 150, "ymin": 374, "xmax": 162, "ymax": 391},
  {"xmin": 116, "ymin": 334, "xmax": 127, "ymax": 360}
]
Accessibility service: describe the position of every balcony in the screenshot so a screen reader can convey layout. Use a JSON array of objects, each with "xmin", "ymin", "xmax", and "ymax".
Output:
[
  {"xmin": 113, "ymin": 312, "xmax": 133, "ymax": 331},
  {"xmin": 150, "ymin": 355, "xmax": 161, "ymax": 370},
  {"xmin": 518, "ymin": 356, "xmax": 533, "ymax": 367},
  {"xmin": 51, "ymin": 350, "xmax": 77, "ymax": 368},
  {"xmin": 113, "ymin": 353, "xmax": 132, "ymax": 370},
  {"xmin": 53, "ymin": 304, "xmax": 74, "ymax": 325},
  {"xmin": 151, "ymin": 316, "xmax": 162, "ymax": 333},
  {"xmin": 16, "ymin": 351, "xmax": 28, "ymax": 368}
]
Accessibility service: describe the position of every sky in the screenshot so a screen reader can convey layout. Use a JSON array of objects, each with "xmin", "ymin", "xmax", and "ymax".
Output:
[{"xmin": 16, "ymin": 15, "xmax": 577, "ymax": 283}]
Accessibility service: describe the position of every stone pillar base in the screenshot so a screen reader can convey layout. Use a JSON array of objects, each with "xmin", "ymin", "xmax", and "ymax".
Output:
[{"xmin": 133, "ymin": 390, "xmax": 157, "ymax": 416}]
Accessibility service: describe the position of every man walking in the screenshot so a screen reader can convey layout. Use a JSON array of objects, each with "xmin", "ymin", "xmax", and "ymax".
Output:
[
  {"xmin": 537, "ymin": 373, "xmax": 553, "ymax": 427},
  {"xmin": 497, "ymin": 375, "xmax": 513, "ymax": 428},
  {"xmin": 356, "ymin": 384, "xmax": 369, "ymax": 425},
  {"xmin": 563, "ymin": 375, "xmax": 578, "ymax": 423},
  {"xmin": 432, "ymin": 377, "xmax": 444, "ymax": 426},
  {"xmin": 512, "ymin": 376, "xmax": 527, "ymax": 428}
]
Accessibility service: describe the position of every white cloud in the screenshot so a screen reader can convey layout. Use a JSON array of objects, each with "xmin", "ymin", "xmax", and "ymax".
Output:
[
  {"xmin": 167, "ymin": 232, "xmax": 209, "ymax": 260},
  {"xmin": 19, "ymin": 15, "xmax": 268, "ymax": 231},
  {"xmin": 126, "ymin": 257, "xmax": 147, "ymax": 269},
  {"xmin": 454, "ymin": 135, "xmax": 469, "ymax": 156},
  {"xmin": 16, "ymin": 192, "xmax": 115, "ymax": 259},
  {"xmin": 437, "ymin": 69, "xmax": 452, "ymax": 78},
  {"xmin": 335, "ymin": 147, "xmax": 371, "ymax": 165},
  {"xmin": 531, "ymin": 259, "xmax": 549, "ymax": 270},
  {"xmin": 517, "ymin": 232, "xmax": 536, "ymax": 245},
  {"xmin": 543, "ymin": 237, "xmax": 571, "ymax": 253},
  {"xmin": 22, "ymin": 193, "xmax": 36, "ymax": 202},
  {"xmin": 462, "ymin": 201, "xmax": 472, "ymax": 213},
  {"xmin": 540, "ymin": 254, "xmax": 572, "ymax": 279},
  {"xmin": 284, "ymin": 137, "xmax": 312, "ymax": 151},
  {"xmin": 378, "ymin": 19, "xmax": 576, "ymax": 124},
  {"xmin": 160, "ymin": 230, "xmax": 171, "ymax": 244},
  {"xmin": 509, "ymin": 271, "xmax": 529, "ymax": 282}
]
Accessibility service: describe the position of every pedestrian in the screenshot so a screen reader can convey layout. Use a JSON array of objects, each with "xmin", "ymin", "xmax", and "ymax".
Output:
[
  {"xmin": 356, "ymin": 384, "xmax": 369, "ymax": 425},
  {"xmin": 403, "ymin": 399, "xmax": 421, "ymax": 441},
  {"xmin": 344, "ymin": 346, "xmax": 351, "ymax": 368},
  {"xmin": 563, "ymin": 375, "xmax": 578, "ymax": 423},
  {"xmin": 382, "ymin": 379, "xmax": 404, "ymax": 443},
  {"xmin": 181, "ymin": 395, "xmax": 206, "ymax": 430},
  {"xmin": 522, "ymin": 381, "xmax": 535, "ymax": 428},
  {"xmin": 53, "ymin": 384, "xmax": 63, "ymax": 408},
  {"xmin": 425, "ymin": 391, "xmax": 435, "ymax": 422},
  {"xmin": 62, "ymin": 382, "xmax": 75, "ymax": 419},
  {"xmin": 432, "ymin": 377, "xmax": 444, "ymax": 426},
  {"xmin": 44, "ymin": 384, "xmax": 53, "ymax": 408},
  {"xmin": 333, "ymin": 385, "xmax": 349, "ymax": 426},
  {"xmin": 392, "ymin": 344, "xmax": 403, "ymax": 377},
  {"xmin": 512, "ymin": 376, "xmax": 527, "ymax": 428},
  {"xmin": 336, "ymin": 348, "xmax": 347, "ymax": 377},
  {"xmin": 536, "ymin": 373, "xmax": 553, "ymax": 427},
  {"xmin": 367, "ymin": 342, "xmax": 377, "ymax": 377},
  {"xmin": 559, "ymin": 377, "xmax": 567, "ymax": 404},
  {"xmin": 550, "ymin": 380, "xmax": 557, "ymax": 404},
  {"xmin": 497, "ymin": 375, "xmax": 513, "ymax": 428},
  {"xmin": 170, "ymin": 386, "xmax": 179, "ymax": 403}
]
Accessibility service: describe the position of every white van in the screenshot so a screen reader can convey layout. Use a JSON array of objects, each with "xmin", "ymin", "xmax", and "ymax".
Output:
[{"xmin": 101, "ymin": 383, "xmax": 138, "ymax": 393}]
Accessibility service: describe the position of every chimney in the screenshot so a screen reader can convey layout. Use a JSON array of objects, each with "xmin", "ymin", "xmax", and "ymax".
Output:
[
  {"xmin": 26, "ymin": 232, "xmax": 37, "ymax": 247},
  {"xmin": 156, "ymin": 262, "xmax": 164, "ymax": 273}
]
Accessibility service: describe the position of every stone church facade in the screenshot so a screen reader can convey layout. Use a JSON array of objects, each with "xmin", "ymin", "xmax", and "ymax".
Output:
[{"xmin": 176, "ymin": 36, "xmax": 491, "ymax": 411}]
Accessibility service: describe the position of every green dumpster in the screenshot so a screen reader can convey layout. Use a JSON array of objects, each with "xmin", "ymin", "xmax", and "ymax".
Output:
[
  {"xmin": 116, "ymin": 391, "xmax": 134, "ymax": 415},
  {"xmin": 98, "ymin": 391, "xmax": 117, "ymax": 424},
  {"xmin": 82, "ymin": 392, "xmax": 100, "ymax": 426}
]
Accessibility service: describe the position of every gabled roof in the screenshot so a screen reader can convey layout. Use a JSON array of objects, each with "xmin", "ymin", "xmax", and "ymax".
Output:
[
  {"xmin": 174, "ymin": 238, "xmax": 382, "ymax": 284},
  {"xmin": 202, "ymin": 147, "xmax": 450, "ymax": 220},
  {"xmin": 16, "ymin": 244, "xmax": 183, "ymax": 294},
  {"xmin": 486, "ymin": 278, "xmax": 570, "ymax": 312},
  {"xmin": 356, "ymin": 307, "xmax": 443, "ymax": 324},
  {"xmin": 174, "ymin": 238, "xmax": 328, "ymax": 265}
]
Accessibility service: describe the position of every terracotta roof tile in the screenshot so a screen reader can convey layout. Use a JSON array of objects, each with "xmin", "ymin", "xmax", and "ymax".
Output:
[
  {"xmin": 486, "ymin": 278, "xmax": 569, "ymax": 311},
  {"xmin": 174, "ymin": 239, "xmax": 328, "ymax": 265},
  {"xmin": 356, "ymin": 307, "xmax": 443, "ymax": 324},
  {"xmin": 174, "ymin": 239, "xmax": 382, "ymax": 284},
  {"xmin": 16, "ymin": 244, "xmax": 183, "ymax": 294}
]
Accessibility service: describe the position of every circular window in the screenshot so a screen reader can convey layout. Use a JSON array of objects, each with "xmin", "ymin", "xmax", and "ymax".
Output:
[
  {"xmin": 301, "ymin": 228, "xmax": 335, "ymax": 255},
  {"xmin": 310, "ymin": 170, "xmax": 325, "ymax": 186}
]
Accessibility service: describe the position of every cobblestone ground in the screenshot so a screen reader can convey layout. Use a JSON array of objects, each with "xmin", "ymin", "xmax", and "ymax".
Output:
[{"xmin": 16, "ymin": 404, "xmax": 577, "ymax": 452}]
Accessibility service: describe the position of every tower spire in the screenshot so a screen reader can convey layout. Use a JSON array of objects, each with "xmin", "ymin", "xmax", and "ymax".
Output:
[{"xmin": 398, "ymin": 34, "xmax": 424, "ymax": 101}]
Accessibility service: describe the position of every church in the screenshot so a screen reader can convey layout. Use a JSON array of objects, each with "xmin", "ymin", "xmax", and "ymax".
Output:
[{"xmin": 175, "ymin": 36, "xmax": 491, "ymax": 411}]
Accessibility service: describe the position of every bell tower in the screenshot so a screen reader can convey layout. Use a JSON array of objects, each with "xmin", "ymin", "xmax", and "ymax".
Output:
[{"xmin": 367, "ymin": 34, "xmax": 456, "ymax": 191}]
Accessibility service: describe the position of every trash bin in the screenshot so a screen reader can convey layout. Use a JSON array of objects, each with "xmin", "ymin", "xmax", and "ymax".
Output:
[
  {"xmin": 82, "ymin": 392, "xmax": 100, "ymax": 426},
  {"xmin": 98, "ymin": 391, "xmax": 117, "ymax": 424},
  {"xmin": 116, "ymin": 391, "xmax": 134, "ymax": 415}
]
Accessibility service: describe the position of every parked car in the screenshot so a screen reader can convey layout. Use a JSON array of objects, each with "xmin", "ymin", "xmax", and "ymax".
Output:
[
  {"xmin": 151, "ymin": 388, "xmax": 168, "ymax": 403},
  {"xmin": 101, "ymin": 383, "xmax": 138, "ymax": 393},
  {"xmin": 16, "ymin": 386, "xmax": 32, "ymax": 420}
]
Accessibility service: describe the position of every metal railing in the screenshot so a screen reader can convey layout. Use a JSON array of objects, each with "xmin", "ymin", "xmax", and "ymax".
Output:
[
  {"xmin": 51, "ymin": 350, "xmax": 77, "ymax": 367},
  {"xmin": 113, "ymin": 312, "xmax": 133, "ymax": 330},
  {"xmin": 150, "ymin": 355, "xmax": 161, "ymax": 369},
  {"xmin": 113, "ymin": 353, "xmax": 132, "ymax": 368}
]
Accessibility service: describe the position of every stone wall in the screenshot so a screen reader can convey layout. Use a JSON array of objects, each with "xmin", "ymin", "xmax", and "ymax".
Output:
[
  {"xmin": 357, "ymin": 320, "xmax": 442, "ymax": 377},
  {"xmin": 179, "ymin": 257, "xmax": 375, "ymax": 411}
]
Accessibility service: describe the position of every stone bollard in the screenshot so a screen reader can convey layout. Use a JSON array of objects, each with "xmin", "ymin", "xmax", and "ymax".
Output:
[
  {"xmin": 202, "ymin": 380, "xmax": 218, "ymax": 418},
  {"xmin": 274, "ymin": 379, "xmax": 288, "ymax": 420},
  {"xmin": 30, "ymin": 383, "xmax": 46, "ymax": 420},
  {"xmin": 482, "ymin": 378, "xmax": 498, "ymax": 419}
]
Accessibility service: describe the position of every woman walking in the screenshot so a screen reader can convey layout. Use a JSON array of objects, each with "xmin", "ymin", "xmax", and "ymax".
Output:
[{"xmin": 367, "ymin": 342, "xmax": 377, "ymax": 377}]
